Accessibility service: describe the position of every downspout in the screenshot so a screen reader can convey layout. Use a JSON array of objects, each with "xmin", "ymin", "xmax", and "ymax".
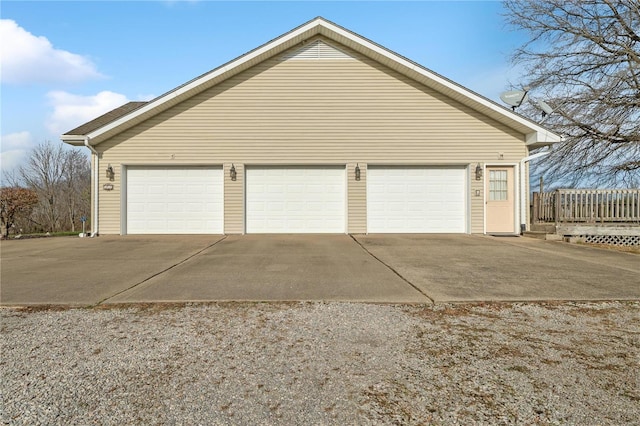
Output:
[
  {"xmin": 519, "ymin": 151, "xmax": 549, "ymax": 233},
  {"xmin": 84, "ymin": 136, "xmax": 99, "ymax": 237}
]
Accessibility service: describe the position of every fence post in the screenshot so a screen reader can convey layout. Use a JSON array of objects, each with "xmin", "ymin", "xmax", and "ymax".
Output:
[
  {"xmin": 554, "ymin": 190, "xmax": 561, "ymax": 223},
  {"xmin": 532, "ymin": 192, "xmax": 540, "ymax": 223}
]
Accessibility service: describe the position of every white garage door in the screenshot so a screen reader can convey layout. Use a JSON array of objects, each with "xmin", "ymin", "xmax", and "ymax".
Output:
[
  {"xmin": 367, "ymin": 166, "xmax": 466, "ymax": 233},
  {"xmin": 126, "ymin": 167, "xmax": 223, "ymax": 234},
  {"xmin": 246, "ymin": 167, "xmax": 345, "ymax": 233}
]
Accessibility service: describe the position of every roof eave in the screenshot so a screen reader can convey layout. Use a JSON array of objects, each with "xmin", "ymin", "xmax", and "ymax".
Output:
[
  {"xmin": 77, "ymin": 16, "xmax": 562, "ymax": 145},
  {"xmin": 84, "ymin": 18, "xmax": 328, "ymax": 144},
  {"xmin": 526, "ymin": 130, "xmax": 563, "ymax": 149},
  {"xmin": 61, "ymin": 135, "xmax": 87, "ymax": 146},
  {"xmin": 315, "ymin": 21, "xmax": 562, "ymax": 142}
]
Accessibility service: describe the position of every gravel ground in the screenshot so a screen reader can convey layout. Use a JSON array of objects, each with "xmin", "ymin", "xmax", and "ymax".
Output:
[{"xmin": 1, "ymin": 301, "xmax": 639, "ymax": 425}]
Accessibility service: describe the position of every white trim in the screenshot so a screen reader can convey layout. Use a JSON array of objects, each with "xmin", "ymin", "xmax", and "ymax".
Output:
[
  {"xmin": 82, "ymin": 22, "xmax": 317, "ymax": 141},
  {"xmin": 484, "ymin": 163, "xmax": 519, "ymax": 235},
  {"xmin": 519, "ymin": 151, "xmax": 550, "ymax": 232},
  {"xmin": 65, "ymin": 18, "xmax": 561, "ymax": 146},
  {"xmin": 323, "ymin": 22, "xmax": 561, "ymax": 145},
  {"xmin": 515, "ymin": 163, "xmax": 521, "ymax": 234},
  {"xmin": 482, "ymin": 163, "xmax": 486, "ymax": 235},
  {"xmin": 344, "ymin": 165, "xmax": 349, "ymax": 235},
  {"xmin": 466, "ymin": 164, "xmax": 472, "ymax": 234},
  {"xmin": 93, "ymin": 152, "xmax": 99, "ymax": 236},
  {"xmin": 120, "ymin": 164, "xmax": 127, "ymax": 235}
]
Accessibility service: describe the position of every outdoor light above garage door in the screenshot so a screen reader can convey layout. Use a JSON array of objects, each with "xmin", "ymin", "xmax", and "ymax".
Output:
[
  {"xmin": 230, "ymin": 164, "xmax": 237, "ymax": 181},
  {"xmin": 105, "ymin": 165, "xmax": 115, "ymax": 181},
  {"xmin": 355, "ymin": 164, "xmax": 361, "ymax": 181},
  {"xmin": 475, "ymin": 163, "xmax": 483, "ymax": 180}
]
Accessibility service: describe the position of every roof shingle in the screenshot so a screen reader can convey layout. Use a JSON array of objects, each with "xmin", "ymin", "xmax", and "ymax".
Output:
[{"xmin": 63, "ymin": 101, "xmax": 148, "ymax": 136}]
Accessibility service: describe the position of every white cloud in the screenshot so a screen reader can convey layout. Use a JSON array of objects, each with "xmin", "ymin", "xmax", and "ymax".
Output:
[
  {"xmin": 0, "ymin": 131, "xmax": 34, "ymax": 174},
  {"xmin": 1, "ymin": 131, "xmax": 33, "ymax": 150},
  {"xmin": 46, "ymin": 90, "xmax": 130, "ymax": 135},
  {"xmin": 0, "ymin": 19, "xmax": 103, "ymax": 85}
]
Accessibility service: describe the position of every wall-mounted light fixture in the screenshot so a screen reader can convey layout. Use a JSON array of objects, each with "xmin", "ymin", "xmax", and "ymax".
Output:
[
  {"xmin": 106, "ymin": 164, "xmax": 115, "ymax": 181},
  {"xmin": 355, "ymin": 163, "xmax": 361, "ymax": 181},
  {"xmin": 230, "ymin": 164, "xmax": 237, "ymax": 181},
  {"xmin": 475, "ymin": 163, "xmax": 483, "ymax": 181}
]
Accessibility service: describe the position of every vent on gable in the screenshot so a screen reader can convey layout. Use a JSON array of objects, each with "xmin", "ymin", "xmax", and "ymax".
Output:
[{"xmin": 283, "ymin": 40, "xmax": 354, "ymax": 60}]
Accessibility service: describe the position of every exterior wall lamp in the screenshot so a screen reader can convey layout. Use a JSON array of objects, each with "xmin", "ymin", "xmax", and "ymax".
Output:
[
  {"xmin": 475, "ymin": 163, "xmax": 483, "ymax": 180},
  {"xmin": 355, "ymin": 163, "xmax": 361, "ymax": 181},
  {"xmin": 230, "ymin": 164, "xmax": 237, "ymax": 181},
  {"xmin": 105, "ymin": 164, "xmax": 115, "ymax": 181}
]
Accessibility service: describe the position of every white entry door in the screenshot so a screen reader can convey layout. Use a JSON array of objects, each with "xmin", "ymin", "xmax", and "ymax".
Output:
[
  {"xmin": 126, "ymin": 167, "xmax": 223, "ymax": 234},
  {"xmin": 367, "ymin": 166, "xmax": 466, "ymax": 233},
  {"xmin": 246, "ymin": 166, "xmax": 345, "ymax": 233}
]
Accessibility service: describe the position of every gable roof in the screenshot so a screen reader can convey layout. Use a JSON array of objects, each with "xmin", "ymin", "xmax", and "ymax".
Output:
[
  {"xmin": 61, "ymin": 17, "xmax": 562, "ymax": 148},
  {"xmin": 64, "ymin": 101, "xmax": 147, "ymax": 136}
]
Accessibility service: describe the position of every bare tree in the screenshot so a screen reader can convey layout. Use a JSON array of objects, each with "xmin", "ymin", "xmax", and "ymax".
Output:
[
  {"xmin": 62, "ymin": 150, "xmax": 91, "ymax": 232},
  {"xmin": 504, "ymin": 0, "xmax": 640, "ymax": 188},
  {"xmin": 19, "ymin": 142, "xmax": 66, "ymax": 231},
  {"xmin": 17, "ymin": 141, "xmax": 90, "ymax": 233}
]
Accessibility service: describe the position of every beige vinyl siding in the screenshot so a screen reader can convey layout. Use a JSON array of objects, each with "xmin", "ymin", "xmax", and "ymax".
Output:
[
  {"xmin": 224, "ymin": 163, "xmax": 244, "ymax": 234},
  {"xmin": 98, "ymin": 164, "xmax": 123, "ymax": 234},
  {"xmin": 347, "ymin": 163, "xmax": 366, "ymax": 233},
  {"xmin": 95, "ymin": 37, "xmax": 527, "ymax": 234},
  {"xmin": 470, "ymin": 165, "xmax": 485, "ymax": 234}
]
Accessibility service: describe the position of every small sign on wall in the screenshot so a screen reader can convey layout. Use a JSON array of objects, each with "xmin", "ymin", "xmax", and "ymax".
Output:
[{"xmin": 103, "ymin": 183, "xmax": 114, "ymax": 191}]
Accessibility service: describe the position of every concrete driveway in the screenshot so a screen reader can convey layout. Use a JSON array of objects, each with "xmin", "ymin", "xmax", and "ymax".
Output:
[
  {"xmin": 355, "ymin": 234, "xmax": 640, "ymax": 302},
  {"xmin": 0, "ymin": 235, "xmax": 225, "ymax": 306},
  {"xmin": 1, "ymin": 234, "xmax": 638, "ymax": 306},
  {"xmin": 0, "ymin": 235, "xmax": 426, "ymax": 305}
]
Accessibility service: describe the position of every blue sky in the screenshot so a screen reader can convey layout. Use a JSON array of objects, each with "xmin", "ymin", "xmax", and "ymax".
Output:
[{"xmin": 1, "ymin": 1, "xmax": 528, "ymax": 173}]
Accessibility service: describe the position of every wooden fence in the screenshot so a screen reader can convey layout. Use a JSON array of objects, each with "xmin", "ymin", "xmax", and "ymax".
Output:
[{"xmin": 532, "ymin": 189, "xmax": 640, "ymax": 223}]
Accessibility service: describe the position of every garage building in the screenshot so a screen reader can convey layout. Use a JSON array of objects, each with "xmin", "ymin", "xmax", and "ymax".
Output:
[{"xmin": 61, "ymin": 17, "xmax": 561, "ymax": 236}]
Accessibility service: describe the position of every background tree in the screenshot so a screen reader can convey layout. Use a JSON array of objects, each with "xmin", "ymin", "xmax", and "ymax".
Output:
[
  {"xmin": 18, "ymin": 142, "xmax": 66, "ymax": 231},
  {"xmin": 61, "ymin": 150, "xmax": 91, "ymax": 232},
  {"xmin": 504, "ymin": 0, "xmax": 639, "ymax": 188},
  {"xmin": 3, "ymin": 141, "xmax": 91, "ymax": 234},
  {"xmin": 0, "ymin": 187, "xmax": 39, "ymax": 238}
]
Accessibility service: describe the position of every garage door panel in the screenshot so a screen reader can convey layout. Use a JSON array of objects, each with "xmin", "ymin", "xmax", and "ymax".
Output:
[
  {"xmin": 367, "ymin": 167, "xmax": 466, "ymax": 233},
  {"xmin": 246, "ymin": 167, "xmax": 345, "ymax": 233},
  {"xmin": 126, "ymin": 167, "xmax": 223, "ymax": 234}
]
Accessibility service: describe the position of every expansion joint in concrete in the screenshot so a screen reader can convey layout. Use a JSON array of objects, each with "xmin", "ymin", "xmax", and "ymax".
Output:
[
  {"xmin": 92, "ymin": 236, "xmax": 228, "ymax": 307},
  {"xmin": 349, "ymin": 234, "xmax": 435, "ymax": 304}
]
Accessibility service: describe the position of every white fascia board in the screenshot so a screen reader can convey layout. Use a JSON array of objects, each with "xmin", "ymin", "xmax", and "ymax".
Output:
[
  {"xmin": 60, "ymin": 135, "xmax": 87, "ymax": 146},
  {"xmin": 526, "ymin": 130, "xmax": 563, "ymax": 146},
  {"xmin": 319, "ymin": 21, "xmax": 561, "ymax": 144},
  {"xmin": 84, "ymin": 17, "xmax": 560, "ymax": 145},
  {"xmin": 85, "ymin": 20, "xmax": 323, "ymax": 141}
]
